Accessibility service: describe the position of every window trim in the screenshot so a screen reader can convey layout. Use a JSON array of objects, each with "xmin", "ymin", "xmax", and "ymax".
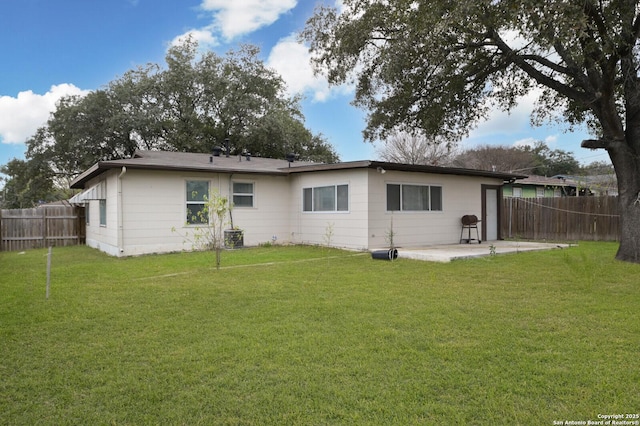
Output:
[
  {"xmin": 512, "ymin": 187, "xmax": 523, "ymax": 198},
  {"xmin": 231, "ymin": 180, "xmax": 255, "ymax": 208},
  {"xmin": 386, "ymin": 182, "xmax": 443, "ymax": 212},
  {"xmin": 302, "ymin": 184, "xmax": 349, "ymax": 213},
  {"xmin": 99, "ymin": 199, "xmax": 107, "ymax": 227},
  {"xmin": 186, "ymin": 180, "xmax": 210, "ymax": 225}
]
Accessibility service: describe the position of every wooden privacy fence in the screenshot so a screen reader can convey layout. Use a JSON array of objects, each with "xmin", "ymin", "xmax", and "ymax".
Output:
[
  {"xmin": 0, "ymin": 205, "xmax": 85, "ymax": 252},
  {"xmin": 501, "ymin": 196, "xmax": 620, "ymax": 242}
]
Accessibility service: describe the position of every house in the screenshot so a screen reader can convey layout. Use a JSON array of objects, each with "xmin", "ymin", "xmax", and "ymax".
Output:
[
  {"xmin": 69, "ymin": 150, "xmax": 524, "ymax": 257},
  {"xmin": 503, "ymin": 175, "xmax": 580, "ymax": 198},
  {"xmin": 552, "ymin": 174, "xmax": 618, "ymax": 196}
]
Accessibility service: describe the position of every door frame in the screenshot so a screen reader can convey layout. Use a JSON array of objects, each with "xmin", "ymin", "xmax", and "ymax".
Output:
[{"xmin": 481, "ymin": 184, "xmax": 503, "ymax": 241}]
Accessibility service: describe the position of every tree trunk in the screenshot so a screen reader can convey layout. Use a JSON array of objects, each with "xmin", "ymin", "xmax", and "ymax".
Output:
[
  {"xmin": 616, "ymin": 193, "xmax": 640, "ymax": 262},
  {"xmin": 610, "ymin": 129, "xmax": 640, "ymax": 263}
]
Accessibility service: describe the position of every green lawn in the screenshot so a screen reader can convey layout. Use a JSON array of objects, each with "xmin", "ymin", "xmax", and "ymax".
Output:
[{"xmin": 1, "ymin": 243, "xmax": 638, "ymax": 425}]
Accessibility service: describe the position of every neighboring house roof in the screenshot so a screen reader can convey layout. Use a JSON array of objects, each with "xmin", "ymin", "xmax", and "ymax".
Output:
[
  {"xmin": 552, "ymin": 173, "xmax": 618, "ymax": 195},
  {"xmin": 70, "ymin": 150, "xmax": 526, "ymax": 189},
  {"xmin": 511, "ymin": 175, "xmax": 578, "ymax": 187}
]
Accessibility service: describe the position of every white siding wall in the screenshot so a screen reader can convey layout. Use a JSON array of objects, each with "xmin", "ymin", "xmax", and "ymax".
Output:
[
  {"xmin": 289, "ymin": 170, "xmax": 370, "ymax": 250},
  {"xmin": 120, "ymin": 169, "xmax": 187, "ymax": 256},
  {"xmin": 102, "ymin": 169, "xmax": 293, "ymax": 256},
  {"xmin": 227, "ymin": 174, "xmax": 291, "ymax": 246},
  {"xmin": 85, "ymin": 171, "xmax": 120, "ymax": 256},
  {"xmin": 368, "ymin": 170, "xmax": 503, "ymax": 248}
]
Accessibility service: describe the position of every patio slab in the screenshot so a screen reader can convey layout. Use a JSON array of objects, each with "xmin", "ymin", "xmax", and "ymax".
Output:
[{"xmin": 394, "ymin": 240, "xmax": 573, "ymax": 263}]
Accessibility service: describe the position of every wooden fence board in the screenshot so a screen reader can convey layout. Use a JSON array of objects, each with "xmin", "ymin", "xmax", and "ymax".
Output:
[
  {"xmin": 0, "ymin": 205, "xmax": 85, "ymax": 251},
  {"xmin": 501, "ymin": 196, "xmax": 619, "ymax": 242}
]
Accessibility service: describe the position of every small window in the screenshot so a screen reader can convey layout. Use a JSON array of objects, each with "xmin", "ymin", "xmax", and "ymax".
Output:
[
  {"xmin": 553, "ymin": 188, "xmax": 562, "ymax": 197},
  {"xmin": 85, "ymin": 203, "xmax": 90, "ymax": 225},
  {"xmin": 186, "ymin": 180, "xmax": 209, "ymax": 224},
  {"xmin": 99, "ymin": 199, "xmax": 106, "ymax": 226},
  {"xmin": 303, "ymin": 188, "xmax": 313, "ymax": 212},
  {"xmin": 513, "ymin": 187, "xmax": 523, "ymax": 198},
  {"xmin": 386, "ymin": 183, "xmax": 442, "ymax": 211},
  {"xmin": 386, "ymin": 184, "xmax": 401, "ymax": 211},
  {"xmin": 232, "ymin": 182, "xmax": 254, "ymax": 207},
  {"xmin": 303, "ymin": 184, "xmax": 349, "ymax": 212},
  {"xmin": 536, "ymin": 187, "xmax": 545, "ymax": 198},
  {"xmin": 430, "ymin": 186, "xmax": 443, "ymax": 211},
  {"xmin": 337, "ymin": 185, "xmax": 348, "ymax": 211}
]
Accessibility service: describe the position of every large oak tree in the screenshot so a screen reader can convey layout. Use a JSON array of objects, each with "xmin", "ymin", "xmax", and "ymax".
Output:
[
  {"xmin": 19, "ymin": 39, "xmax": 338, "ymax": 194},
  {"xmin": 303, "ymin": 0, "xmax": 640, "ymax": 262}
]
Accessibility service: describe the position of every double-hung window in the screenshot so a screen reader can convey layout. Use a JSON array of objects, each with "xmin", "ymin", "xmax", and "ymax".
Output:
[
  {"xmin": 512, "ymin": 187, "xmax": 523, "ymax": 198},
  {"xmin": 186, "ymin": 180, "xmax": 209, "ymax": 224},
  {"xmin": 232, "ymin": 182, "xmax": 254, "ymax": 207},
  {"xmin": 99, "ymin": 200, "xmax": 106, "ymax": 226},
  {"xmin": 303, "ymin": 184, "xmax": 349, "ymax": 212},
  {"xmin": 386, "ymin": 183, "xmax": 442, "ymax": 211}
]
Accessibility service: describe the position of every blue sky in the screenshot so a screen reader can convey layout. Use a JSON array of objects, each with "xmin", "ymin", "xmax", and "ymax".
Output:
[{"xmin": 0, "ymin": 0, "xmax": 610, "ymax": 184}]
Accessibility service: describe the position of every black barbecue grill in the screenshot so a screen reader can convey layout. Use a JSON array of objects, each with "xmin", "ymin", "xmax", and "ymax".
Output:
[{"xmin": 460, "ymin": 215, "xmax": 481, "ymax": 244}]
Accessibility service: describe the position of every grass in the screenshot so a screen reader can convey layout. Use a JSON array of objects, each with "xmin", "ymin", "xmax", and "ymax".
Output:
[{"xmin": 1, "ymin": 242, "xmax": 638, "ymax": 425}]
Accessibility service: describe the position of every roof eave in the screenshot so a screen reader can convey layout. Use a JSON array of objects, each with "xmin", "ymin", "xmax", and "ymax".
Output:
[
  {"xmin": 70, "ymin": 161, "xmax": 289, "ymax": 189},
  {"xmin": 290, "ymin": 160, "xmax": 525, "ymax": 181}
]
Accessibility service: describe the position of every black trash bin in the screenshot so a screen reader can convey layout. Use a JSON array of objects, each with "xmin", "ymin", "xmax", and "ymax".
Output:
[{"xmin": 371, "ymin": 248, "xmax": 398, "ymax": 260}]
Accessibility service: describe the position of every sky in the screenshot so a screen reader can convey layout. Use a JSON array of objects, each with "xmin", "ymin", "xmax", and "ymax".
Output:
[{"xmin": 0, "ymin": 0, "xmax": 611, "ymax": 185}]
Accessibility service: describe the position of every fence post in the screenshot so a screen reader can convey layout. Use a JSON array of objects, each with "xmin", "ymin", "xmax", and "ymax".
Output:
[
  {"xmin": 46, "ymin": 246, "xmax": 52, "ymax": 299},
  {"xmin": 42, "ymin": 207, "xmax": 47, "ymax": 248}
]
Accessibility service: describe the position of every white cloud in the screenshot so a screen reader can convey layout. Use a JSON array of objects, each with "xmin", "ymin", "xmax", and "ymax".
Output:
[
  {"xmin": 170, "ymin": 29, "xmax": 219, "ymax": 49},
  {"xmin": 0, "ymin": 84, "xmax": 89, "ymax": 144},
  {"xmin": 200, "ymin": 0, "xmax": 297, "ymax": 40},
  {"xmin": 267, "ymin": 35, "xmax": 354, "ymax": 102},
  {"xmin": 513, "ymin": 135, "xmax": 558, "ymax": 149}
]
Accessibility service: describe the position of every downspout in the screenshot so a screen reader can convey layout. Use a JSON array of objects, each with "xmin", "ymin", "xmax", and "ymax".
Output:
[
  {"xmin": 228, "ymin": 173, "xmax": 234, "ymax": 229},
  {"xmin": 117, "ymin": 167, "xmax": 127, "ymax": 255}
]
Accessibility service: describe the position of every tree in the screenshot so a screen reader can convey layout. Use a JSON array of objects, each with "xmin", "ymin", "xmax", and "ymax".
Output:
[
  {"xmin": 172, "ymin": 189, "xmax": 231, "ymax": 269},
  {"xmin": 452, "ymin": 145, "xmax": 537, "ymax": 172},
  {"xmin": 22, "ymin": 38, "xmax": 338, "ymax": 190},
  {"xmin": 580, "ymin": 160, "xmax": 615, "ymax": 176},
  {"xmin": 376, "ymin": 131, "xmax": 457, "ymax": 165},
  {"xmin": 303, "ymin": 0, "xmax": 640, "ymax": 262},
  {"xmin": 521, "ymin": 141, "xmax": 580, "ymax": 176},
  {"xmin": 0, "ymin": 157, "xmax": 58, "ymax": 209}
]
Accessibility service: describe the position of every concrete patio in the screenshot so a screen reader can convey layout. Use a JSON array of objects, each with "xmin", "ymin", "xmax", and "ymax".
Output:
[{"xmin": 395, "ymin": 240, "xmax": 573, "ymax": 263}]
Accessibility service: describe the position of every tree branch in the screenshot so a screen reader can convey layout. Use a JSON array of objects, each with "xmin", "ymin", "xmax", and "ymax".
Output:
[
  {"xmin": 581, "ymin": 139, "xmax": 609, "ymax": 149},
  {"xmin": 490, "ymin": 30, "xmax": 594, "ymax": 105},
  {"xmin": 581, "ymin": 137, "xmax": 625, "ymax": 150}
]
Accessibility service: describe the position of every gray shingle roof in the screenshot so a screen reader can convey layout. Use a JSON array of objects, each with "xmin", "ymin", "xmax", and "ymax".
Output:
[{"xmin": 70, "ymin": 150, "xmax": 526, "ymax": 189}]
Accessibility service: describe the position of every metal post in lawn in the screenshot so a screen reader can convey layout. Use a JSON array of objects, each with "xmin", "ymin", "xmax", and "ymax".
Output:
[{"xmin": 46, "ymin": 246, "xmax": 52, "ymax": 299}]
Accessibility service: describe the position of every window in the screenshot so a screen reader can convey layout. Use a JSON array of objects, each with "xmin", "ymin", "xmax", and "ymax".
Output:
[
  {"xmin": 85, "ymin": 203, "xmax": 90, "ymax": 225},
  {"xmin": 430, "ymin": 186, "xmax": 443, "ymax": 210},
  {"xmin": 303, "ymin": 184, "xmax": 349, "ymax": 212},
  {"xmin": 536, "ymin": 187, "xmax": 545, "ymax": 198},
  {"xmin": 232, "ymin": 182, "xmax": 254, "ymax": 207},
  {"xmin": 386, "ymin": 184, "xmax": 443, "ymax": 211},
  {"xmin": 512, "ymin": 187, "xmax": 523, "ymax": 198},
  {"xmin": 99, "ymin": 199, "xmax": 106, "ymax": 226},
  {"xmin": 186, "ymin": 180, "xmax": 209, "ymax": 224}
]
